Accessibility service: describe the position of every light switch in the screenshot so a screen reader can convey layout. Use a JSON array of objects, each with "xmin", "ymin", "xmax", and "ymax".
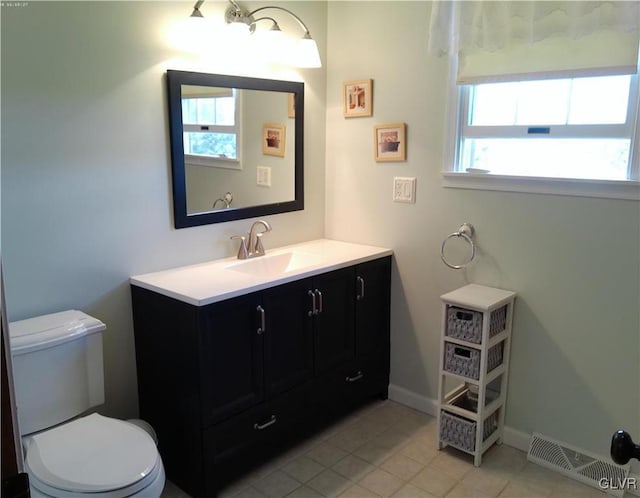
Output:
[
  {"xmin": 393, "ymin": 177, "xmax": 416, "ymax": 203},
  {"xmin": 257, "ymin": 166, "xmax": 271, "ymax": 187}
]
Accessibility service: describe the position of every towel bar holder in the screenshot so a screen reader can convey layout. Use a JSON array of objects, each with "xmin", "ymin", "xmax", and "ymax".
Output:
[{"xmin": 441, "ymin": 222, "xmax": 475, "ymax": 269}]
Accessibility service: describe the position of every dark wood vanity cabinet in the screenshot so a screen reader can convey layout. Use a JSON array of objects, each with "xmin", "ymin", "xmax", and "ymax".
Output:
[{"xmin": 131, "ymin": 256, "xmax": 391, "ymax": 498}]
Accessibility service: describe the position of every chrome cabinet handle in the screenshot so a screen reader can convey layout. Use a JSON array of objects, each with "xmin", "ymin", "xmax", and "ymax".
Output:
[
  {"xmin": 308, "ymin": 290, "xmax": 316, "ymax": 316},
  {"xmin": 356, "ymin": 276, "xmax": 365, "ymax": 301},
  {"xmin": 345, "ymin": 371, "xmax": 364, "ymax": 383},
  {"xmin": 257, "ymin": 305, "xmax": 266, "ymax": 334},
  {"xmin": 254, "ymin": 415, "xmax": 277, "ymax": 430},
  {"xmin": 315, "ymin": 289, "xmax": 323, "ymax": 313}
]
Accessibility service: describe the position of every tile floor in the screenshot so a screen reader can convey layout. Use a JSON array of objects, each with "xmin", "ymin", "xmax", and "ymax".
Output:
[{"xmin": 161, "ymin": 400, "xmax": 608, "ymax": 498}]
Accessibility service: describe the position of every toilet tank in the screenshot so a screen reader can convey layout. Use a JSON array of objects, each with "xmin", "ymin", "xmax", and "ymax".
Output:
[{"xmin": 9, "ymin": 310, "xmax": 106, "ymax": 436}]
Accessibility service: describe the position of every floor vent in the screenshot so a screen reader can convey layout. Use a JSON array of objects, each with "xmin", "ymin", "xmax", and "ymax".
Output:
[{"xmin": 527, "ymin": 432, "xmax": 630, "ymax": 497}]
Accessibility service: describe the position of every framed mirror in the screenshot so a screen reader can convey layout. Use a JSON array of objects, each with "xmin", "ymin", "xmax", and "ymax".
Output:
[{"xmin": 166, "ymin": 70, "xmax": 304, "ymax": 228}]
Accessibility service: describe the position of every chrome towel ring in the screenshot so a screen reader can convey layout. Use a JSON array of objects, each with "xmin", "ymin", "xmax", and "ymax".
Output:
[{"xmin": 441, "ymin": 223, "xmax": 476, "ymax": 269}]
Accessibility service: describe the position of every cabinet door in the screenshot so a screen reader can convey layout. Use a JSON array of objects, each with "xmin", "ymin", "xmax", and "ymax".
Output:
[
  {"xmin": 355, "ymin": 257, "xmax": 391, "ymax": 362},
  {"xmin": 200, "ymin": 293, "xmax": 264, "ymax": 426},
  {"xmin": 313, "ymin": 267, "xmax": 356, "ymax": 374},
  {"xmin": 263, "ymin": 278, "xmax": 314, "ymax": 397}
]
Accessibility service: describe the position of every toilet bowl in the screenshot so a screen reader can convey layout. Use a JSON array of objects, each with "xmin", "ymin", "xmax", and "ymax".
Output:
[
  {"xmin": 24, "ymin": 413, "xmax": 165, "ymax": 498},
  {"xmin": 9, "ymin": 310, "xmax": 165, "ymax": 497}
]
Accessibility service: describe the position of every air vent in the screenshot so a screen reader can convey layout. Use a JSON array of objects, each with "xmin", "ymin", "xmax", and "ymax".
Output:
[{"xmin": 528, "ymin": 433, "xmax": 630, "ymax": 497}]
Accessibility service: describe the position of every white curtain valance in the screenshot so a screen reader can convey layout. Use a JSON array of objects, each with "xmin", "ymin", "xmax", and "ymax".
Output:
[{"xmin": 428, "ymin": 1, "xmax": 640, "ymax": 84}]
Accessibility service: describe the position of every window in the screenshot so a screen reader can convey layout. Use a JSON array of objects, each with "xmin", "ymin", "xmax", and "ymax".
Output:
[
  {"xmin": 182, "ymin": 89, "xmax": 241, "ymax": 169},
  {"xmin": 455, "ymin": 75, "xmax": 639, "ymax": 183}
]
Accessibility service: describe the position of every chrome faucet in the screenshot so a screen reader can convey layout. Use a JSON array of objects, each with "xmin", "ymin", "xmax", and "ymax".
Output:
[
  {"xmin": 231, "ymin": 220, "xmax": 272, "ymax": 259},
  {"xmin": 248, "ymin": 220, "xmax": 272, "ymax": 257}
]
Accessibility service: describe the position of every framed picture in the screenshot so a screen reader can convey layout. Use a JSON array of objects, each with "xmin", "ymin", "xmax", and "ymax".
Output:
[
  {"xmin": 374, "ymin": 123, "xmax": 406, "ymax": 162},
  {"xmin": 343, "ymin": 79, "xmax": 373, "ymax": 118},
  {"xmin": 287, "ymin": 93, "xmax": 296, "ymax": 118},
  {"xmin": 262, "ymin": 123, "xmax": 286, "ymax": 157}
]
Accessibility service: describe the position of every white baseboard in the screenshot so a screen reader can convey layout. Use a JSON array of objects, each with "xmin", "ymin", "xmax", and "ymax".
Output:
[
  {"xmin": 502, "ymin": 425, "xmax": 531, "ymax": 452},
  {"xmin": 388, "ymin": 383, "xmax": 438, "ymax": 416}
]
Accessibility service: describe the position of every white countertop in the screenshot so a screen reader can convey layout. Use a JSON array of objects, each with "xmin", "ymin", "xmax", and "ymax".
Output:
[{"xmin": 130, "ymin": 239, "xmax": 393, "ymax": 306}]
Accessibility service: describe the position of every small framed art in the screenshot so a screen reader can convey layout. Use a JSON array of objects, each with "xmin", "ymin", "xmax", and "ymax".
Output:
[
  {"xmin": 343, "ymin": 79, "xmax": 373, "ymax": 118},
  {"xmin": 262, "ymin": 123, "xmax": 286, "ymax": 157},
  {"xmin": 374, "ymin": 123, "xmax": 406, "ymax": 162}
]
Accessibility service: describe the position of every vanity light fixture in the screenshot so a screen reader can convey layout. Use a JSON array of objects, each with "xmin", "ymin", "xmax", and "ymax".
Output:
[
  {"xmin": 189, "ymin": 0, "xmax": 322, "ymax": 68},
  {"xmin": 190, "ymin": 0, "xmax": 204, "ymax": 18}
]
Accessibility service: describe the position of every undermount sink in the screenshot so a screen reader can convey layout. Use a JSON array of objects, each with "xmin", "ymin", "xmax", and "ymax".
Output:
[{"xmin": 226, "ymin": 251, "xmax": 323, "ymax": 278}]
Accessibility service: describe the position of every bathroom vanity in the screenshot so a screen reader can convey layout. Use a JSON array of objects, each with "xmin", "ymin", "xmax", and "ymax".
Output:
[{"xmin": 130, "ymin": 239, "xmax": 392, "ymax": 497}]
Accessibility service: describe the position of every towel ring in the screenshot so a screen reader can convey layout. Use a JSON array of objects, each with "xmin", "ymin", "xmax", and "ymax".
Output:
[{"xmin": 441, "ymin": 223, "xmax": 476, "ymax": 269}]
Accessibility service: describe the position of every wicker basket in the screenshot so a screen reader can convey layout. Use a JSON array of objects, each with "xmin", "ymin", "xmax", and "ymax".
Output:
[
  {"xmin": 446, "ymin": 305, "xmax": 508, "ymax": 344},
  {"xmin": 488, "ymin": 306, "xmax": 508, "ymax": 338},
  {"xmin": 439, "ymin": 410, "xmax": 499, "ymax": 453},
  {"xmin": 446, "ymin": 307, "xmax": 483, "ymax": 343},
  {"xmin": 444, "ymin": 342, "xmax": 503, "ymax": 380}
]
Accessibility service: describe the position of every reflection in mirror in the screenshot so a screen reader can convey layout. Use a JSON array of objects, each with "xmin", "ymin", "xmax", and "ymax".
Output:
[
  {"xmin": 167, "ymin": 70, "xmax": 304, "ymax": 228},
  {"xmin": 183, "ymin": 86, "xmax": 295, "ymax": 214}
]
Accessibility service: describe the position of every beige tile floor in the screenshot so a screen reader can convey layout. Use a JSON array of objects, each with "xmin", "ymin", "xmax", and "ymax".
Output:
[{"xmin": 161, "ymin": 400, "xmax": 608, "ymax": 498}]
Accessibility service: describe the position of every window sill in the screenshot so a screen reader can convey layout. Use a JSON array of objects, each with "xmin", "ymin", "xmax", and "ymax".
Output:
[
  {"xmin": 442, "ymin": 172, "xmax": 640, "ymax": 201},
  {"xmin": 185, "ymin": 154, "xmax": 241, "ymax": 170}
]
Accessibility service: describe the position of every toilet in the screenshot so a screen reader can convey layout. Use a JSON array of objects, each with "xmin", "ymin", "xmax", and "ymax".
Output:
[{"xmin": 9, "ymin": 310, "xmax": 165, "ymax": 497}]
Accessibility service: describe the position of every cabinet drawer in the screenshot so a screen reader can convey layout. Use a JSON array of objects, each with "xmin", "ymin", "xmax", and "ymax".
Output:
[
  {"xmin": 315, "ymin": 357, "xmax": 387, "ymax": 418},
  {"xmin": 206, "ymin": 384, "xmax": 310, "ymax": 462},
  {"xmin": 345, "ymin": 356, "xmax": 388, "ymax": 401},
  {"xmin": 207, "ymin": 404, "xmax": 264, "ymax": 462}
]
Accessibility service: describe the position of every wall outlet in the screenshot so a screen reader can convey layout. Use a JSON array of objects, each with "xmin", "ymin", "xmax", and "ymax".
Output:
[
  {"xmin": 393, "ymin": 177, "xmax": 416, "ymax": 203},
  {"xmin": 257, "ymin": 166, "xmax": 271, "ymax": 187}
]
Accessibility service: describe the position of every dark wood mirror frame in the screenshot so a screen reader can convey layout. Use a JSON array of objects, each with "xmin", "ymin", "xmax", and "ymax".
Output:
[{"xmin": 166, "ymin": 70, "xmax": 304, "ymax": 228}]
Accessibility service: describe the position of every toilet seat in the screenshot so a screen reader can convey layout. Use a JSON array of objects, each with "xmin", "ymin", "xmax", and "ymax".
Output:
[{"xmin": 24, "ymin": 413, "xmax": 162, "ymax": 497}]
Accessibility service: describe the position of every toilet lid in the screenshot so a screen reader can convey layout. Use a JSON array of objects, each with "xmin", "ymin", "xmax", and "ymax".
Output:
[{"xmin": 25, "ymin": 413, "xmax": 159, "ymax": 493}]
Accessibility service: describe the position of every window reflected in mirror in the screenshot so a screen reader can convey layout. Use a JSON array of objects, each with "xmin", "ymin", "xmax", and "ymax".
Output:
[{"xmin": 182, "ymin": 85, "xmax": 240, "ymax": 166}]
